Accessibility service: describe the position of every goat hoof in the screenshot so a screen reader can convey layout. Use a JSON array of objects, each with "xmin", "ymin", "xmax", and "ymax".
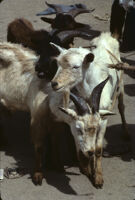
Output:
[
  {"xmin": 94, "ymin": 175, "xmax": 104, "ymax": 189},
  {"xmin": 33, "ymin": 172, "xmax": 43, "ymax": 185}
]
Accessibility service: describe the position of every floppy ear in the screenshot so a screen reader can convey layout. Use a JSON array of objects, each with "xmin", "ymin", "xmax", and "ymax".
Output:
[
  {"xmin": 50, "ymin": 42, "xmax": 65, "ymax": 54},
  {"xmin": 83, "ymin": 53, "xmax": 94, "ymax": 67},
  {"xmin": 99, "ymin": 109, "xmax": 116, "ymax": 116},
  {"xmin": 59, "ymin": 107, "xmax": 77, "ymax": 119}
]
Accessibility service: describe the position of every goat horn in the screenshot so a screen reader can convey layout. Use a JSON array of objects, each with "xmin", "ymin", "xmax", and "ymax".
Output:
[
  {"xmin": 90, "ymin": 76, "xmax": 110, "ymax": 113},
  {"xmin": 55, "ymin": 30, "xmax": 92, "ymax": 44},
  {"xmin": 70, "ymin": 92, "xmax": 90, "ymax": 116},
  {"xmin": 41, "ymin": 14, "xmax": 90, "ymax": 31},
  {"xmin": 40, "ymin": 17, "xmax": 54, "ymax": 24}
]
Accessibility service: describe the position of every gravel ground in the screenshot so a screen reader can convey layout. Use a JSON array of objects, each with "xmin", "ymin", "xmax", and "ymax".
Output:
[{"xmin": 0, "ymin": 0, "xmax": 135, "ymax": 200}]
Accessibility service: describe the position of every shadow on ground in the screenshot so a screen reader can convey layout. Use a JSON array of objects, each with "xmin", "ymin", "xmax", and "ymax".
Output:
[
  {"xmin": 121, "ymin": 57, "xmax": 135, "ymax": 79},
  {"xmin": 0, "ymin": 112, "xmax": 135, "ymax": 194},
  {"xmin": 124, "ymin": 84, "xmax": 135, "ymax": 96},
  {"xmin": 104, "ymin": 123, "xmax": 135, "ymax": 161},
  {"xmin": 0, "ymin": 111, "xmax": 79, "ymax": 195}
]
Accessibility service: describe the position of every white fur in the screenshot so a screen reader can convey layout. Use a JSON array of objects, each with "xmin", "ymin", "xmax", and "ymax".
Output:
[
  {"xmin": 77, "ymin": 32, "xmax": 121, "ymax": 109},
  {"xmin": 52, "ymin": 32, "xmax": 124, "ymax": 155}
]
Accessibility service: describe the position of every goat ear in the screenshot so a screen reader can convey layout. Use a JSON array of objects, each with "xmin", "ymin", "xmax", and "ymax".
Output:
[
  {"xmin": 83, "ymin": 53, "xmax": 94, "ymax": 66},
  {"xmin": 99, "ymin": 109, "xmax": 116, "ymax": 116},
  {"xmin": 59, "ymin": 107, "xmax": 77, "ymax": 119},
  {"xmin": 31, "ymin": 56, "xmax": 40, "ymax": 64},
  {"xmin": 50, "ymin": 42, "xmax": 65, "ymax": 54}
]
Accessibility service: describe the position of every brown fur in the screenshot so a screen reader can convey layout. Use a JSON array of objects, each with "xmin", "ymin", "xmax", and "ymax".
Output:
[{"xmin": 7, "ymin": 18, "xmax": 35, "ymax": 49}]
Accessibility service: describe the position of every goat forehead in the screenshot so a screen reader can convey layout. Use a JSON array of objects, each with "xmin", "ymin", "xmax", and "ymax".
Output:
[
  {"xmin": 58, "ymin": 48, "xmax": 90, "ymax": 68},
  {"xmin": 60, "ymin": 53, "xmax": 82, "ymax": 68},
  {"xmin": 80, "ymin": 114, "xmax": 99, "ymax": 127}
]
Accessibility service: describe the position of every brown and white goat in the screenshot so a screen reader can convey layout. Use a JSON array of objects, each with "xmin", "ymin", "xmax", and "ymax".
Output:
[
  {"xmin": 49, "ymin": 32, "xmax": 129, "ymax": 188},
  {"xmin": 0, "ymin": 42, "xmax": 52, "ymax": 185}
]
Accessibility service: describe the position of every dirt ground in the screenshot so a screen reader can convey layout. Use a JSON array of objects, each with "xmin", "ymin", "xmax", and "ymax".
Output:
[{"xmin": 0, "ymin": 0, "xmax": 135, "ymax": 200}]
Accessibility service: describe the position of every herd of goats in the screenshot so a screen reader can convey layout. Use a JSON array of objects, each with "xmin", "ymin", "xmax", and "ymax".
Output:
[{"xmin": 0, "ymin": 0, "xmax": 135, "ymax": 189}]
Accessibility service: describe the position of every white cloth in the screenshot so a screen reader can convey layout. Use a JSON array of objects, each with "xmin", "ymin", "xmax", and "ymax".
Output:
[{"xmin": 119, "ymin": 0, "xmax": 135, "ymax": 11}]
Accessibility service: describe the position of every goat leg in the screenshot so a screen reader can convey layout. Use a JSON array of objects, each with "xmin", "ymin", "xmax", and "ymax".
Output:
[
  {"xmin": 94, "ymin": 147, "xmax": 104, "ymax": 189},
  {"xmin": 33, "ymin": 143, "xmax": 44, "ymax": 185},
  {"xmin": 50, "ymin": 122, "xmax": 65, "ymax": 172},
  {"xmin": 31, "ymin": 117, "xmax": 46, "ymax": 185},
  {"xmin": 118, "ymin": 90, "xmax": 130, "ymax": 139},
  {"xmin": 78, "ymin": 150, "xmax": 90, "ymax": 177},
  {"xmin": 93, "ymin": 119, "xmax": 108, "ymax": 188},
  {"xmin": 63, "ymin": 89, "xmax": 70, "ymax": 108}
]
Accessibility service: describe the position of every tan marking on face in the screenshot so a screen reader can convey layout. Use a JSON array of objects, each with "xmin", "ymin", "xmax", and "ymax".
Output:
[{"xmin": 80, "ymin": 114, "xmax": 99, "ymax": 136}]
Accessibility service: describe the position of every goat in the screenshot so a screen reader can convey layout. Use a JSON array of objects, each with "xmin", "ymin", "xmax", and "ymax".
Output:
[
  {"xmin": 0, "ymin": 41, "xmax": 52, "ymax": 184},
  {"xmin": 49, "ymin": 76, "xmax": 111, "ymax": 189},
  {"xmin": 7, "ymin": 18, "xmax": 90, "ymax": 80},
  {"xmin": 49, "ymin": 32, "xmax": 129, "ymax": 188},
  {"xmin": 0, "ymin": 41, "xmax": 109, "ymax": 188},
  {"xmin": 37, "ymin": 2, "xmax": 98, "ymax": 52},
  {"xmin": 37, "ymin": 2, "xmax": 94, "ymax": 30},
  {"xmin": 110, "ymin": 0, "xmax": 135, "ymax": 51}
]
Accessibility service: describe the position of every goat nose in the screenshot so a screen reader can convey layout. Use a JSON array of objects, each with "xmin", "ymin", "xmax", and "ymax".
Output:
[
  {"xmin": 88, "ymin": 151, "xmax": 94, "ymax": 157},
  {"xmin": 51, "ymin": 81, "xmax": 58, "ymax": 88}
]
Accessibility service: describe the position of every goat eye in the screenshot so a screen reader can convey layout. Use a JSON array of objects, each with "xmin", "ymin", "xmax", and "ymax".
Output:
[{"xmin": 73, "ymin": 65, "xmax": 79, "ymax": 69}]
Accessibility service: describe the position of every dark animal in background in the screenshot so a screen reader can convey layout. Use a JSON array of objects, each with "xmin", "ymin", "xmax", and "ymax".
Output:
[
  {"xmin": 110, "ymin": 0, "xmax": 135, "ymax": 51},
  {"xmin": 7, "ymin": 18, "xmax": 91, "ymax": 80},
  {"xmin": 37, "ymin": 2, "xmax": 90, "ymax": 16},
  {"xmin": 37, "ymin": 2, "xmax": 94, "ymax": 30},
  {"xmin": 37, "ymin": 2, "xmax": 95, "ymax": 50}
]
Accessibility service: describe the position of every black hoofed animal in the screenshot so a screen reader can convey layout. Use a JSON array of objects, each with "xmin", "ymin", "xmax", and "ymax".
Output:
[{"xmin": 7, "ymin": 18, "xmax": 91, "ymax": 80}]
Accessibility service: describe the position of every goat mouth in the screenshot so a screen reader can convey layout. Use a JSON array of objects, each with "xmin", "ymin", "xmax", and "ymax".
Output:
[{"xmin": 52, "ymin": 86, "xmax": 65, "ymax": 91}]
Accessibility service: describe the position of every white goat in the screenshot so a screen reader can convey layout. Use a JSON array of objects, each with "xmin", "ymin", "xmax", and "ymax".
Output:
[{"xmin": 50, "ymin": 32, "xmax": 129, "ymax": 188}]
